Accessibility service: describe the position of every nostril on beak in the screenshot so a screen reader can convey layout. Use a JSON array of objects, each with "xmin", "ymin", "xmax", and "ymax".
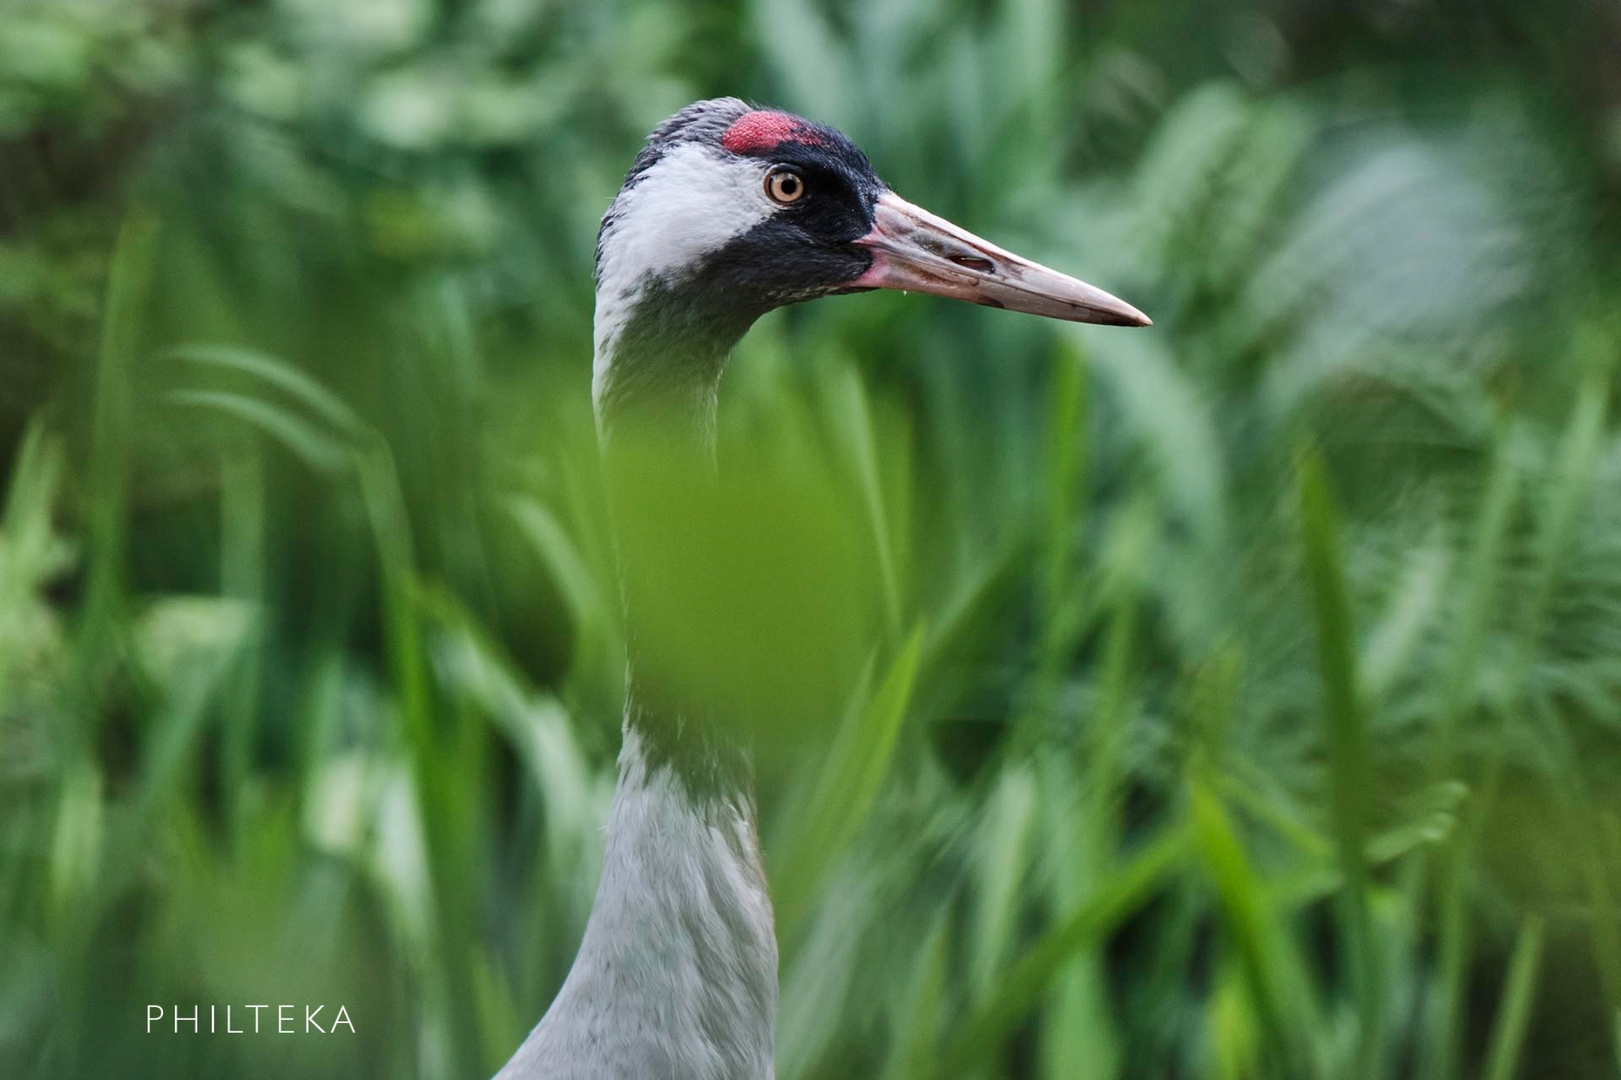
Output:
[{"xmin": 950, "ymin": 254, "xmax": 995, "ymax": 273}]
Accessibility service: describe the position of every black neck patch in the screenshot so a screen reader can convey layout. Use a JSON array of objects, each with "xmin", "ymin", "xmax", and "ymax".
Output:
[{"xmin": 625, "ymin": 674, "xmax": 756, "ymax": 807}]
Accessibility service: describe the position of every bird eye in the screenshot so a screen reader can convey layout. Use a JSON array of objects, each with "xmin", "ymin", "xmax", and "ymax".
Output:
[{"xmin": 764, "ymin": 166, "xmax": 806, "ymax": 205}]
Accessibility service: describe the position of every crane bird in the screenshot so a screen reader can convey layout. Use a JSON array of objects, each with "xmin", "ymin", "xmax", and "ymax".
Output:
[{"xmin": 495, "ymin": 98, "xmax": 1149, "ymax": 1080}]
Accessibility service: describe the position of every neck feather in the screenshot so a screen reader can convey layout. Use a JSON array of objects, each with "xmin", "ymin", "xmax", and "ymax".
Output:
[{"xmin": 497, "ymin": 728, "xmax": 777, "ymax": 1080}]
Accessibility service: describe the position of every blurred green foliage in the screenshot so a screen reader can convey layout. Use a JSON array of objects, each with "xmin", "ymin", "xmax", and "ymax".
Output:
[{"xmin": 3, "ymin": 0, "xmax": 1621, "ymax": 1078}]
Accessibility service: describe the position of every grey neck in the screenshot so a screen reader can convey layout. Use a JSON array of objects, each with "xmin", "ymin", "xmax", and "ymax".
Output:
[
  {"xmin": 494, "ymin": 312, "xmax": 776, "ymax": 1079},
  {"xmin": 495, "ymin": 729, "xmax": 777, "ymax": 1080},
  {"xmin": 594, "ymin": 293, "xmax": 758, "ymax": 796}
]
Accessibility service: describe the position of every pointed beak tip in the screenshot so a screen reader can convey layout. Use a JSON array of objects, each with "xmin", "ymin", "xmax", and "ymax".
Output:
[
  {"xmin": 1105, "ymin": 298, "xmax": 1153, "ymax": 328},
  {"xmin": 1090, "ymin": 304, "xmax": 1152, "ymax": 328}
]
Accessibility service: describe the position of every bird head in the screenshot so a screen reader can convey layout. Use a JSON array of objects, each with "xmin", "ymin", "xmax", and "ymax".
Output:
[{"xmin": 592, "ymin": 98, "xmax": 1149, "ymax": 417}]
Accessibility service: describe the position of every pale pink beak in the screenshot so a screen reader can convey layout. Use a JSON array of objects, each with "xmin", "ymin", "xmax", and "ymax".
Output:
[{"xmin": 853, "ymin": 191, "xmax": 1151, "ymax": 327}]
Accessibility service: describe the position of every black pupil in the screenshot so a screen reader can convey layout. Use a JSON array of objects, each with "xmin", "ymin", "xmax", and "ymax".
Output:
[{"xmin": 779, "ymin": 174, "xmax": 798, "ymax": 197}]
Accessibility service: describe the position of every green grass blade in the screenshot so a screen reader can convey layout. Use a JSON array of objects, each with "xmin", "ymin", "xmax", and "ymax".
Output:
[
  {"xmin": 81, "ymin": 210, "xmax": 159, "ymax": 650},
  {"xmin": 1420, "ymin": 432, "xmax": 1520, "ymax": 1080},
  {"xmin": 1298, "ymin": 446, "xmax": 1381, "ymax": 1076},
  {"xmin": 167, "ymin": 389, "xmax": 351, "ymax": 473},
  {"xmin": 170, "ymin": 343, "xmax": 366, "ymax": 437},
  {"xmin": 935, "ymin": 824, "xmax": 1189, "ymax": 1076},
  {"xmin": 1588, "ymin": 815, "xmax": 1621, "ymax": 1072},
  {"xmin": 776, "ymin": 627, "xmax": 924, "ymax": 936},
  {"xmin": 1482, "ymin": 914, "xmax": 1546, "ymax": 1080},
  {"xmin": 1192, "ymin": 778, "xmax": 1331, "ymax": 1079},
  {"xmin": 1434, "ymin": 435, "xmax": 1521, "ymax": 771}
]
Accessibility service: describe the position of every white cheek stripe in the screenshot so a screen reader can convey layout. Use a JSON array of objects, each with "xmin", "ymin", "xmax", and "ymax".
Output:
[{"xmin": 592, "ymin": 143, "xmax": 776, "ymax": 412}]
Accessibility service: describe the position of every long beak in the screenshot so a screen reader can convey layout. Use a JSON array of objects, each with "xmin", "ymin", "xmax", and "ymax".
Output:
[{"xmin": 852, "ymin": 191, "xmax": 1150, "ymax": 327}]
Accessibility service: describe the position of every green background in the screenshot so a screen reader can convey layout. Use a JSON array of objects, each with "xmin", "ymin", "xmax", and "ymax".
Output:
[{"xmin": 3, "ymin": 1, "xmax": 1620, "ymax": 1077}]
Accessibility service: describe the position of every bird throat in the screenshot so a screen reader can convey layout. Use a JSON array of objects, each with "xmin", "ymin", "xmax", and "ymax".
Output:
[
  {"xmin": 595, "ymin": 278, "xmax": 767, "ymax": 801},
  {"xmin": 595, "ymin": 274, "xmax": 759, "ymax": 448}
]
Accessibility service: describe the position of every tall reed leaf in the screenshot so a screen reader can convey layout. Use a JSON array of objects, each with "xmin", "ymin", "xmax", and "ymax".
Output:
[{"xmin": 1297, "ymin": 446, "xmax": 1381, "ymax": 1076}]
